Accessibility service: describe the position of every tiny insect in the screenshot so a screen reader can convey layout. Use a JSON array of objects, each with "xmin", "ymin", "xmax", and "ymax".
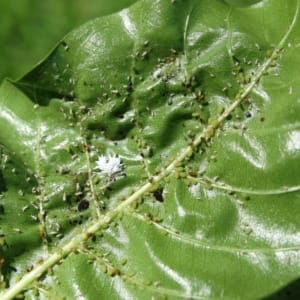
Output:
[
  {"xmin": 61, "ymin": 41, "xmax": 69, "ymax": 51},
  {"xmin": 245, "ymin": 111, "xmax": 252, "ymax": 118},
  {"xmin": 153, "ymin": 189, "xmax": 164, "ymax": 202},
  {"xmin": 95, "ymin": 155, "xmax": 124, "ymax": 182},
  {"xmin": 78, "ymin": 200, "xmax": 89, "ymax": 212}
]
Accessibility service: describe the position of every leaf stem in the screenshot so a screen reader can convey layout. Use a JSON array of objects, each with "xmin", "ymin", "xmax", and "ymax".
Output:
[{"xmin": 187, "ymin": 175, "xmax": 300, "ymax": 195}]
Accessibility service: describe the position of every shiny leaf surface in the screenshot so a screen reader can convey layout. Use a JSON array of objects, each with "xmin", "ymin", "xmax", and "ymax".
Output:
[
  {"xmin": 0, "ymin": 0, "xmax": 138, "ymax": 80},
  {"xmin": 0, "ymin": 0, "xmax": 300, "ymax": 299}
]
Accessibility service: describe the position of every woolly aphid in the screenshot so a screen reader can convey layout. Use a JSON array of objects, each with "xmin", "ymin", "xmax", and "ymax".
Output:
[{"xmin": 95, "ymin": 155, "xmax": 124, "ymax": 181}]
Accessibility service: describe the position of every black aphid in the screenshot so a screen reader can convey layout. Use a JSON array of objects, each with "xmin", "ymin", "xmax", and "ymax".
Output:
[
  {"xmin": 153, "ymin": 189, "xmax": 164, "ymax": 202},
  {"xmin": 245, "ymin": 111, "xmax": 252, "ymax": 118},
  {"xmin": 61, "ymin": 41, "xmax": 69, "ymax": 51},
  {"xmin": 78, "ymin": 200, "xmax": 89, "ymax": 212}
]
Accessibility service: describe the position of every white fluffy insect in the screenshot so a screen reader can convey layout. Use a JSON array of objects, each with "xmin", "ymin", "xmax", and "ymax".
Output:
[
  {"xmin": 189, "ymin": 183, "xmax": 200, "ymax": 198},
  {"xmin": 95, "ymin": 155, "xmax": 124, "ymax": 181}
]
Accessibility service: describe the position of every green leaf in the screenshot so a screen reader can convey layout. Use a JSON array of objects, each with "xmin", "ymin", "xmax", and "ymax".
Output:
[
  {"xmin": 0, "ymin": 0, "xmax": 138, "ymax": 80},
  {"xmin": 1, "ymin": 0, "xmax": 300, "ymax": 299}
]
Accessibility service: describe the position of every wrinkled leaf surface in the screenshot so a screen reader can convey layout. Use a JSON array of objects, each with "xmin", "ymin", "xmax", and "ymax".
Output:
[{"xmin": 0, "ymin": 0, "xmax": 300, "ymax": 299}]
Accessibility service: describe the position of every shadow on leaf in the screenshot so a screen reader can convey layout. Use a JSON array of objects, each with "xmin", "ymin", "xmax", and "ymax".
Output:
[{"xmin": 263, "ymin": 278, "xmax": 300, "ymax": 300}]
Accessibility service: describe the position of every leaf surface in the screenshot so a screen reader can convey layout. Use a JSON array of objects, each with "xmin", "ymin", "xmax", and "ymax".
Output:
[
  {"xmin": 0, "ymin": 0, "xmax": 138, "ymax": 80},
  {"xmin": 0, "ymin": 0, "xmax": 300, "ymax": 299}
]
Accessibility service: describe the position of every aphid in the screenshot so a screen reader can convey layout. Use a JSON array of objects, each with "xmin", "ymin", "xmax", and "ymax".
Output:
[
  {"xmin": 243, "ymin": 226, "xmax": 253, "ymax": 235},
  {"xmin": 95, "ymin": 155, "xmax": 124, "ymax": 182},
  {"xmin": 30, "ymin": 202, "xmax": 38, "ymax": 210},
  {"xmin": 22, "ymin": 205, "xmax": 29, "ymax": 212},
  {"xmin": 245, "ymin": 111, "xmax": 252, "ymax": 118},
  {"xmin": 31, "ymin": 215, "xmax": 38, "ymax": 221},
  {"xmin": 43, "ymin": 196, "xmax": 49, "ymax": 203},
  {"xmin": 27, "ymin": 265, "xmax": 34, "ymax": 272},
  {"xmin": 141, "ymin": 51, "xmax": 149, "ymax": 60},
  {"xmin": 109, "ymin": 268, "xmax": 121, "ymax": 277},
  {"xmin": 111, "ymin": 89, "xmax": 120, "ymax": 96},
  {"xmin": 78, "ymin": 200, "xmax": 89, "ymax": 212},
  {"xmin": 75, "ymin": 182, "xmax": 81, "ymax": 192},
  {"xmin": 152, "ymin": 189, "xmax": 164, "ymax": 202},
  {"xmin": 170, "ymin": 48, "xmax": 177, "ymax": 55},
  {"xmin": 69, "ymin": 78, "xmax": 76, "ymax": 86},
  {"xmin": 61, "ymin": 41, "xmax": 69, "ymax": 51}
]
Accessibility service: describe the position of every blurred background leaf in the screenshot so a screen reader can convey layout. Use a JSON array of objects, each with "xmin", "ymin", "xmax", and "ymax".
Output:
[{"xmin": 0, "ymin": 0, "xmax": 138, "ymax": 81}]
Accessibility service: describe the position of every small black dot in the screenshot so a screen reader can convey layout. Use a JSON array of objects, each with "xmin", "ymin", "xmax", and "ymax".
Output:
[
  {"xmin": 61, "ymin": 41, "xmax": 69, "ymax": 51},
  {"xmin": 153, "ymin": 190, "xmax": 164, "ymax": 202},
  {"xmin": 245, "ymin": 111, "xmax": 252, "ymax": 118},
  {"xmin": 78, "ymin": 200, "xmax": 89, "ymax": 212}
]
